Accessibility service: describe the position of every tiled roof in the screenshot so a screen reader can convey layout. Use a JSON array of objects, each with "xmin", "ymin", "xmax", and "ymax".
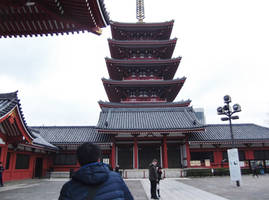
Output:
[
  {"xmin": 97, "ymin": 107, "xmax": 204, "ymax": 132},
  {"xmin": 0, "ymin": 91, "xmax": 57, "ymax": 150},
  {"xmin": 188, "ymin": 124, "xmax": 269, "ymax": 143},
  {"xmin": 31, "ymin": 126, "xmax": 112, "ymax": 144},
  {"xmin": 31, "ymin": 130, "xmax": 58, "ymax": 149},
  {"xmin": 0, "ymin": 91, "xmax": 34, "ymax": 137},
  {"xmin": 0, "ymin": 91, "xmax": 19, "ymax": 118}
]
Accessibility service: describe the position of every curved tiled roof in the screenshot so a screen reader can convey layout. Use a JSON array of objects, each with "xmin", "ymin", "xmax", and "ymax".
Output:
[
  {"xmin": 0, "ymin": 91, "xmax": 57, "ymax": 150},
  {"xmin": 31, "ymin": 126, "xmax": 112, "ymax": 144},
  {"xmin": 188, "ymin": 124, "xmax": 269, "ymax": 143},
  {"xmin": 97, "ymin": 107, "xmax": 204, "ymax": 132},
  {"xmin": 0, "ymin": 91, "xmax": 33, "ymax": 137}
]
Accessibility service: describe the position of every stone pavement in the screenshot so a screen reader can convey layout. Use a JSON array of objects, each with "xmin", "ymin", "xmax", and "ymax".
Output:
[
  {"xmin": 141, "ymin": 178, "xmax": 229, "ymax": 200},
  {"xmin": 1, "ymin": 176, "xmax": 269, "ymax": 200},
  {"xmin": 177, "ymin": 175, "xmax": 269, "ymax": 200}
]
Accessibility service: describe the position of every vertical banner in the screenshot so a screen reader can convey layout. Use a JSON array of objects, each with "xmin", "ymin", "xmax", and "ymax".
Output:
[{"xmin": 228, "ymin": 148, "xmax": 242, "ymax": 182}]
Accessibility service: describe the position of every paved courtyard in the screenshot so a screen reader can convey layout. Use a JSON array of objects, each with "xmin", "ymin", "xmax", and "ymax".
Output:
[{"xmin": 0, "ymin": 175, "xmax": 268, "ymax": 200}]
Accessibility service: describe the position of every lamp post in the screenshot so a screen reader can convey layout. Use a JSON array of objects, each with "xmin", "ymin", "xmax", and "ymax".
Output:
[{"xmin": 217, "ymin": 95, "xmax": 241, "ymax": 187}]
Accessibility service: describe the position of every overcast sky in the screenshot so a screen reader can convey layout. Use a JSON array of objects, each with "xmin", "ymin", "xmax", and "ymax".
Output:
[{"xmin": 1, "ymin": 0, "xmax": 269, "ymax": 127}]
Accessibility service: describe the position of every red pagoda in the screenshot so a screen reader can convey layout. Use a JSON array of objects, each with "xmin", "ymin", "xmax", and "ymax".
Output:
[{"xmin": 97, "ymin": 0, "xmax": 204, "ymax": 170}]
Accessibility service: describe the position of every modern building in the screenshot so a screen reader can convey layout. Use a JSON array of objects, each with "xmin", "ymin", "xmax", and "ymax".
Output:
[{"xmin": 1, "ymin": 0, "xmax": 269, "ymax": 181}]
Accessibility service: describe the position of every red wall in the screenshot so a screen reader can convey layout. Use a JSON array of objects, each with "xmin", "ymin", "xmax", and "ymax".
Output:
[
  {"xmin": 0, "ymin": 144, "xmax": 53, "ymax": 182},
  {"xmin": 189, "ymin": 147, "xmax": 269, "ymax": 168}
]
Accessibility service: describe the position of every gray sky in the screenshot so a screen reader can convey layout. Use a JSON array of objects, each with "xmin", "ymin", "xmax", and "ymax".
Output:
[{"xmin": 1, "ymin": 0, "xmax": 269, "ymax": 127}]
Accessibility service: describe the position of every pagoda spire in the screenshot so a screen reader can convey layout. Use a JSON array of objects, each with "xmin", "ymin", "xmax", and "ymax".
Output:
[{"xmin": 136, "ymin": 0, "xmax": 145, "ymax": 22}]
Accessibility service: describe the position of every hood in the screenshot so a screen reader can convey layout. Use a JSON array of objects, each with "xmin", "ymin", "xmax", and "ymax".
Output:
[{"xmin": 72, "ymin": 162, "xmax": 109, "ymax": 185}]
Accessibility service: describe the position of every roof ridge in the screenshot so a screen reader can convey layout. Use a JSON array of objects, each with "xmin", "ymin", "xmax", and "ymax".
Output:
[{"xmin": 0, "ymin": 90, "xmax": 18, "ymax": 99}]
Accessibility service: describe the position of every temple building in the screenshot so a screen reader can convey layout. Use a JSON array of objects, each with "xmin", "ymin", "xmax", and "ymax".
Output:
[{"xmin": 1, "ymin": 0, "xmax": 269, "ymax": 181}]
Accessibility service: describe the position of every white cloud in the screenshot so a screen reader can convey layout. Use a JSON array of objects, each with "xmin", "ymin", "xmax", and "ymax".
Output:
[{"xmin": 1, "ymin": 0, "xmax": 269, "ymax": 127}]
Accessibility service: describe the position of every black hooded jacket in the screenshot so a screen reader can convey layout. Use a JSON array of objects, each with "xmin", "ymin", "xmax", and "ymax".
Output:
[{"xmin": 59, "ymin": 162, "xmax": 133, "ymax": 200}]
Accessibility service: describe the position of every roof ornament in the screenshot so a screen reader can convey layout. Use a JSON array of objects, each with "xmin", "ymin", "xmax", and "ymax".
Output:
[{"xmin": 136, "ymin": 0, "xmax": 145, "ymax": 23}]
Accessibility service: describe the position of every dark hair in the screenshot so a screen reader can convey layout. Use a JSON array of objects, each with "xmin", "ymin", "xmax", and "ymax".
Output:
[{"xmin": 76, "ymin": 142, "xmax": 101, "ymax": 166}]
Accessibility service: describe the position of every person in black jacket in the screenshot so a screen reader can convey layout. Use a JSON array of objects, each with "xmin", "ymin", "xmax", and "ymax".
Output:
[
  {"xmin": 59, "ymin": 142, "xmax": 133, "ymax": 200},
  {"xmin": 0, "ymin": 162, "xmax": 4, "ymax": 187},
  {"xmin": 156, "ymin": 166, "xmax": 162, "ymax": 198},
  {"xmin": 148, "ymin": 159, "xmax": 158, "ymax": 200}
]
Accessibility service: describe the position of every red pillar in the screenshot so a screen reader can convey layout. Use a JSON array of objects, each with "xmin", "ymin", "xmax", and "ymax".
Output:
[
  {"xmin": 134, "ymin": 136, "xmax": 138, "ymax": 169},
  {"xmin": 213, "ymin": 149, "xmax": 222, "ymax": 167},
  {"xmin": 0, "ymin": 144, "xmax": 8, "ymax": 164},
  {"xmin": 111, "ymin": 142, "xmax": 116, "ymax": 169},
  {"xmin": 246, "ymin": 150, "xmax": 254, "ymax": 160},
  {"xmin": 186, "ymin": 142, "xmax": 191, "ymax": 167},
  {"xmin": 163, "ymin": 136, "xmax": 168, "ymax": 168}
]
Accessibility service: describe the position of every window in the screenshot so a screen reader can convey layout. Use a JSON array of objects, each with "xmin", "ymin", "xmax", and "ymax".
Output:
[
  {"xmin": 15, "ymin": 154, "xmax": 30, "ymax": 169},
  {"xmin": 5, "ymin": 152, "xmax": 10, "ymax": 169},
  {"xmin": 222, "ymin": 150, "xmax": 245, "ymax": 161},
  {"xmin": 53, "ymin": 154, "xmax": 77, "ymax": 165},
  {"xmin": 254, "ymin": 150, "xmax": 269, "ymax": 160},
  {"xmin": 190, "ymin": 151, "xmax": 214, "ymax": 163}
]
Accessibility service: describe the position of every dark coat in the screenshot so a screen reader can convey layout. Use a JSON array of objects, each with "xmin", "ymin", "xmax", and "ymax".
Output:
[
  {"xmin": 0, "ymin": 166, "xmax": 4, "ymax": 175},
  {"xmin": 59, "ymin": 162, "xmax": 133, "ymax": 200},
  {"xmin": 148, "ymin": 164, "xmax": 158, "ymax": 182},
  {"xmin": 157, "ymin": 168, "xmax": 162, "ymax": 182}
]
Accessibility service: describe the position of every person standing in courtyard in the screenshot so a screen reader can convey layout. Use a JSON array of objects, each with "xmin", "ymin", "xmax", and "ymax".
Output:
[
  {"xmin": 59, "ymin": 142, "xmax": 134, "ymax": 200},
  {"xmin": 149, "ymin": 159, "xmax": 158, "ymax": 200},
  {"xmin": 156, "ymin": 166, "xmax": 162, "ymax": 198},
  {"xmin": 252, "ymin": 161, "xmax": 259, "ymax": 178},
  {"xmin": 0, "ymin": 162, "xmax": 4, "ymax": 187}
]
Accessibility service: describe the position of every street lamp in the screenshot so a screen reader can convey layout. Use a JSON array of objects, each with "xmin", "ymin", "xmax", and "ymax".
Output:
[{"xmin": 217, "ymin": 95, "xmax": 241, "ymax": 187}]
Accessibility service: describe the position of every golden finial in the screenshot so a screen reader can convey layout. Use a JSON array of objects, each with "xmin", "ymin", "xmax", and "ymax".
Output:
[{"xmin": 136, "ymin": 0, "xmax": 145, "ymax": 22}]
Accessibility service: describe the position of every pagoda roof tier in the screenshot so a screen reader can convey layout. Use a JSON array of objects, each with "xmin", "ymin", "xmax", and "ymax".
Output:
[
  {"xmin": 102, "ymin": 77, "xmax": 186, "ymax": 103},
  {"xmin": 97, "ymin": 106, "xmax": 204, "ymax": 134},
  {"xmin": 108, "ymin": 38, "xmax": 177, "ymax": 59},
  {"xmin": 110, "ymin": 20, "xmax": 174, "ymax": 40},
  {"xmin": 0, "ymin": 91, "xmax": 57, "ymax": 150},
  {"xmin": 0, "ymin": 0, "xmax": 110, "ymax": 38},
  {"xmin": 105, "ymin": 57, "xmax": 181, "ymax": 80},
  {"xmin": 98, "ymin": 100, "xmax": 191, "ymax": 109}
]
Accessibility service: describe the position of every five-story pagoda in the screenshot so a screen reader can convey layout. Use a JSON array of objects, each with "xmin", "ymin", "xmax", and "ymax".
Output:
[{"xmin": 97, "ymin": 0, "xmax": 204, "ymax": 170}]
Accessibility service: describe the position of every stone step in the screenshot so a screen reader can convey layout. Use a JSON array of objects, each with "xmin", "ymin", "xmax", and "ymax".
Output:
[
  {"xmin": 48, "ymin": 169, "xmax": 186, "ymax": 179},
  {"xmin": 122, "ymin": 169, "xmax": 186, "ymax": 179},
  {"xmin": 48, "ymin": 172, "xmax": 70, "ymax": 178}
]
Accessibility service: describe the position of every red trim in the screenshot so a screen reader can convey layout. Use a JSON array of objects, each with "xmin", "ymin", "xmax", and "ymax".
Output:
[
  {"xmin": 163, "ymin": 136, "xmax": 168, "ymax": 168},
  {"xmin": 245, "ymin": 150, "xmax": 254, "ymax": 160},
  {"xmin": 133, "ymin": 136, "xmax": 138, "ymax": 169},
  {"xmin": 185, "ymin": 142, "xmax": 191, "ymax": 167},
  {"xmin": 0, "ymin": 144, "xmax": 8, "ymax": 164},
  {"xmin": 105, "ymin": 57, "xmax": 181, "ymax": 64},
  {"xmin": 108, "ymin": 38, "xmax": 177, "ymax": 45},
  {"xmin": 0, "ymin": 131, "xmax": 7, "ymax": 142},
  {"xmin": 13, "ymin": 108, "xmax": 32, "ymax": 144},
  {"xmin": 0, "ymin": 108, "xmax": 13, "ymax": 123},
  {"xmin": 111, "ymin": 142, "xmax": 116, "ymax": 169}
]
